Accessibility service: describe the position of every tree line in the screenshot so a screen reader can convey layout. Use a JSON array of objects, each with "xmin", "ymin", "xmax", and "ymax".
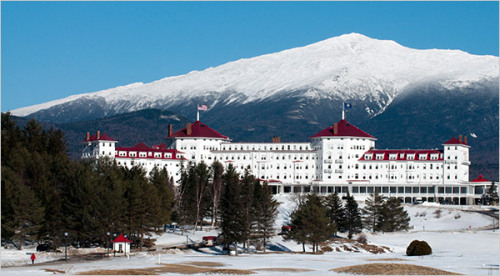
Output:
[
  {"xmin": 1, "ymin": 113, "xmax": 279, "ymax": 253},
  {"xmin": 177, "ymin": 162, "xmax": 279, "ymax": 254},
  {"xmin": 2, "ymin": 113, "xmax": 176, "ymax": 249},
  {"xmin": 285, "ymin": 191, "xmax": 410, "ymax": 252}
]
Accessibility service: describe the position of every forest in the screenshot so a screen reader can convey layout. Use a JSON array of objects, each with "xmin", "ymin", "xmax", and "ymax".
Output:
[{"xmin": 1, "ymin": 113, "xmax": 278, "ymax": 252}]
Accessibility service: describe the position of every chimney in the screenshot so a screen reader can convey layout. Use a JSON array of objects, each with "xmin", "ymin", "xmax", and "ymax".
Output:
[
  {"xmin": 168, "ymin": 124, "xmax": 173, "ymax": 137},
  {"xmin": 97, "ymin": 130, "xmax": 101, "ymax": 140},
  {"xmin": 272, "ymin": 136, "xmax": 275, "ymax": 143},
  {"xmin": 458, "ymin": 135, "xmax": 462, "ymax": 143},
  {"xmin": 186, "ymin": 123, "xmax": 192, "ymax": 136},
  {"xmin": 274, "ymin": 136, "xmax": 280, "ymax": 143},
  {"xmin": 86, "ymin": 132, "xmax": 90, "ymax": 141},
  {"xmin": 464, "ymin": 136, "xmax": 467, "ymax": 145},
  {"xmin": 333, "ymin": 123, "xmax": 338, "ymax": 135}
]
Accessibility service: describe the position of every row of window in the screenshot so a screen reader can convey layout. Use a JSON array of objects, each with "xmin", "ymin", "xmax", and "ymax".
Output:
[
  {"xmin": 215, "ymin": 154, "xmax": 316, "ymax": 161},
  {"xmin": 221, "ymin": 144, "xmax": 311, "ymax": 151},
  {"xmin": 116, "ymin": 151, "xmax": 173, "ymax": 159}
]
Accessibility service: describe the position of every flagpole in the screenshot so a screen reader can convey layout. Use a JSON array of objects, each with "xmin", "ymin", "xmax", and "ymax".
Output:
[
  {"xmin": 342, "ymin": 102, "xmax": 345, "ymax": 120},
  {"xmin": 197, "ymin": 105, "xmax": 199, "ymax": 121}
]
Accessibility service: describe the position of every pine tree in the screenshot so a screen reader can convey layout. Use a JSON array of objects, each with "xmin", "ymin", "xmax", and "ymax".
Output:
[
  {"xmin": 63, "ymin": 160, "xmax": 105, "ymax": 244},
  {"xmin": 344, "ymin": 192, "xmax": 362, "ymax": 239},
  {"xmin": 325, "ymin": 192, "xmax": 345, "ymax": 235},
  {"xmin": 253, "ymin": 182, "xmax": 279, "ymax": 253},
  {"xmin": 177, "ymin": 162, "xmax": 211, "ymax": 230},
  {"xmin": 219, "ymin": 165, "xmax": 245, "ymax": 255},
  {"xmin": 96, "ymin": 159, "xmax": 127, "ymax": 241},
  {"xmin": 177, "ymin": 166, "xmax": 194, "ymax": 226},
  {"xmin": 1, "ymin": 177, "xmax": 44, "ymax": 250},
  {"xmin": 193, "ymin": 162, "xmax": 211, "ymax": 231},
  {"xmin": 240, "ymin": 170, "xmax": 256, "ymax": 252},
  {"xmin": 209, "ymin": 161, "xmax": 224, "ymax": 227},
  {"xmin": 305, "ymin": 193, "xmax": 334, "ymax": 252},
  {"xmin": 150, "ymin": 167, "xmax": 175, "ymax": 230},
  {"xmin": 487, "ymin": 181, "xmax": 499, "ymax": 205},
  {"xmin": 287, "ymin": 193, "xmax": 333, "ymax": 253},
  {"xmin": 286, "ymin": 200, "xmax": 308, "ymax": 252},
  {"xmin": 379, "ymin": 198, "xmax": 410, "ymax": 232},
  {"xmin": 123, "ymin": 166, "xmax": 159, "ymax": 247},
  {"xmin": 361, "ymin": 192, "xmax": 385, "ymax": 233}
]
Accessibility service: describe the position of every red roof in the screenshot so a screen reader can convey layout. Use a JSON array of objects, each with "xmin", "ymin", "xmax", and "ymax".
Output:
[
  {"xmin": 152, "ymin": 143, "xmax": 167, "ymax": 150},
  {"xmin": 359, "ymin": 149, "xmax": 443, "ymax": 161},
  {"xmin": 310, "ymin": 120, "xmax": 375, "ymax": 139},
  {"xmin": 471, "ymin": 174, "xmax": 489, "ymax": 183},
  {"xmin": 258, "ymin": 179, "xmax": 282, "ymax": 183},
  {"xmin": 83, "ymin": 133, "xmax": 116, "ymax": 142},
  {"xmin": 443, "ymin": 137, "xmax": 468, "ymax": 146},
  {"xmin": 115, "ymin": 143, "xmax": 183, "ymax": 160},
  {"xmin": 168, "ymin": 121, "xmax": 229, "ymax": 139},
  {"xmin": 112, "ymin": 233, "xmax": 132, "ymax": 243}
]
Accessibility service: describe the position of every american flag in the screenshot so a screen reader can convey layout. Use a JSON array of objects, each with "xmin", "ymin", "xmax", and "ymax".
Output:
[{"xmin": 198, "ymin": 105, "xmax": 207, "ymax": 111}]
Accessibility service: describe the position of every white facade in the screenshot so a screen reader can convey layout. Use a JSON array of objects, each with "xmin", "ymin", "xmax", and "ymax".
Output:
[{"xmin": 82, "ymin": 120, "xmax": 488, "ymax": 205}]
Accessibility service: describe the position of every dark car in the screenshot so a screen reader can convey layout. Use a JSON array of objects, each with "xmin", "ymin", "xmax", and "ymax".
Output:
[{"xmin": 36, "ymin": 243, "xmax": 52, "ymax": 252}]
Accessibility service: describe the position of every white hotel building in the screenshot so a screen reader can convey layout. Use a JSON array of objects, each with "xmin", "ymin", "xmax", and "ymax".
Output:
[{"xmin": 82, "ymin": 119, "xmax": 492, "ymax": 205}]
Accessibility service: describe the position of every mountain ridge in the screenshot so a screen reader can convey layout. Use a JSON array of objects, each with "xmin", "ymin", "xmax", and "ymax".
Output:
[{"xmin": 11, "ymin": 33, "xmax": 498, "ymax": 121}]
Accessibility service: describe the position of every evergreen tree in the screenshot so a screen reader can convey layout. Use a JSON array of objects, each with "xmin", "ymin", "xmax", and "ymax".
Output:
[
  {"xmin": 177, "ymin": 166, "xmax": 194, "ymax": 226},
  {"xmin": 252, "ymin": 182, "xmax": 279, "ymax": 253},
  {"xmin": 286, "ymin": 200, "xmax": 308, "ymax": 252},
  {"xmin": 287, "ymin": 193, "xmax": 333, "ymax": 252},
  {"xmin": 193, "ymin": 162, "xmax": 211, "ymax": 231},
  {"xmin": 209, "ymin": 161, "xmax": 224, "ymax": 227},
  {"xmin": 361, "ymin": 192, "xmax": 385, "ymax": 232},
  {"xmin": 123, "ymin": 166, "xmax": 161, "ymax": 247},
  {"xmin": 344, "ymin": 192, "xmax": 362, "ymax": 239},
  {"xmin": 219, "ymin": 165, "xmax": 245, "ymax": 255},
  {"xmin": 150, "ymin": 167, "xmax": 175, "ymax": 229},
  {"xmin": 63, "ymin": 160, "xmax": 104, "ymax": 244},
  {"xmin": 379, "ymin": 198, "xmax": 410, "ymax": 232},
  {"xmin": 177, "ymin": 162, "xmax": 211, "ymax": 230},
  {"xmin": 96, "ymin": 159, "xmax": 127, "ymax": 241},
  {"xmin": 325, "ymin": 192, "xmax": 345, "ymax": 235},
  {"xmin": 487, "ymin": 181, "xmax": 499, "ymax": 205},
  {"xmin": 1, "ymin": 176, "xmax": 44, "ymax": 250},
  {"xmin": 240, "ymin": 169, "xmax": 256, "ymax": 252},
  {"xmin": 305, "ymin": 193, "xmax": 334, "ymax": 252}
]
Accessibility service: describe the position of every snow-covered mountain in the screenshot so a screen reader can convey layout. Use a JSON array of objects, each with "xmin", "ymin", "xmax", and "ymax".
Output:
[{"xmin": 11, "ymin": 33, "xmax": 498, "ymax": 121}]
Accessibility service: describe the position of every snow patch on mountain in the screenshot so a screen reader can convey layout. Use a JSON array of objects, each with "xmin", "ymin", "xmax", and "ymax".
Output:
[{"xmin": 11, "ymin": 33, "xmax": 499, "ymax": 117}]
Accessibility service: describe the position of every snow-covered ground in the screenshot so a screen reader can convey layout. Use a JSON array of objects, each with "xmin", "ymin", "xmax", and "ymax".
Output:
[{"xmin": 2, "ymin": 195, "xmax": 498, "ymax": 275}]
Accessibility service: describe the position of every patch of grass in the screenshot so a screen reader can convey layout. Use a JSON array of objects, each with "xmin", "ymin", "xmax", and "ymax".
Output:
[
  {"xmin": 182, "ymin": 261, "xmax": 225, "ymax": 267},
  {"xmin": 365, "ymin": 258, "xmax": 409, "ymax": 262},
  {"xmin": 77, "ymin": 263, "xmax": 255, "ymax": 275},
  {"xmin": 77, "ymin": 268, "xmax": 157, "ymax": 275},
  {"xmin": 331, "ymin": 263, "xmax": 462, "ymax": 275},
  {"xmin": 253, "ymin": 268, "xmax": 314, "ymax": 272},
  {"xmin": 43, "ymin": 269, "xmax": 66, "ymax": 274},
  {"xmin": 207, "ymin": 269, "xmax": 255, "ymax": 274}
]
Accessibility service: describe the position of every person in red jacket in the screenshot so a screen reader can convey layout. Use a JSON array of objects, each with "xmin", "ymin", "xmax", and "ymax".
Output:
[{"xmin": 30, "ymin": 253, "xmax": 36, "ymax": 264}]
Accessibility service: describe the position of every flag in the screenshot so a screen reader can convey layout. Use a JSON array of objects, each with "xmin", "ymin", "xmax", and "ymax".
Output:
[
  {"xmin": 344, "ymin": 102, "xmax": 352, "ymax": 109},
  {"xmin": 198, "ymin": 105, "xmax": 207, "ymax": 111}
]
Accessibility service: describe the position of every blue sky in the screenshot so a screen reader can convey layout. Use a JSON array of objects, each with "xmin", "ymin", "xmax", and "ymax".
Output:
[{"xmin": 2, "ymin": 1, "xmax": 498, "ymax": 112}]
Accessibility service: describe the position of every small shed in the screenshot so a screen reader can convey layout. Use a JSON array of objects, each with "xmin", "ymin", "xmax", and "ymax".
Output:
[
  {"xmin": 202, "ymin": 236, "xmax": 217, "ymax": 246},
  {"xmin": 112, "ymin": 233, "xmax": 132, "ymax": 255}
]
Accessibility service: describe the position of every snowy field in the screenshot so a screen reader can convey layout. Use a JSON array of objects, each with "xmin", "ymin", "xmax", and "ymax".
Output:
[{"xmin": 2, "ymin": 195, "xmax": 498, "ymax": 275}]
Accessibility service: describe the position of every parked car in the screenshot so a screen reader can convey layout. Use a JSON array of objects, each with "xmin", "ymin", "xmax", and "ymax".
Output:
[{"xmin": 36, "ymin": 243, "xmax": 52, "ymax": 252}]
